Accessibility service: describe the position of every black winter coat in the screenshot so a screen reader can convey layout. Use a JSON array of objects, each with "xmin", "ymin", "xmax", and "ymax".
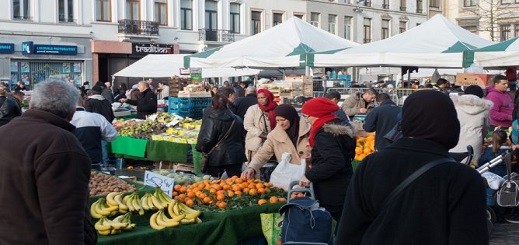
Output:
[
  {"xmin": 85, "ymin": 95, "xmax": 115, "ymax": 123},
  {"xmin": 0, "ymin": 97, "xmax": 22, "ymax": 127},
  {"xmin": 233, "ymin": 93, "xmax": 257, "ymax": 120},
  {"xmin": 336, "ymin": 137, "xmax": 488, "ymax": 245},
  {"xmin": 196, "ymin": 107, "xmax": 246, "ymax": 167},
  {"xmin": 125, "ymin": 89, "xmax": 157, "ymax": 119},
  {"xmin": 305, "ymin": 119, "xmax": 355, "ymax": 221},
  {"xmin": 363, "ymin": 100, "xmax": 401, "ymax": 150}
]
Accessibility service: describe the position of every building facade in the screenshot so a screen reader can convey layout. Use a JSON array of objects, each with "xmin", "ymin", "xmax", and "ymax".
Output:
[{"xmin": 0, "ymin": 0, "xmax": 430, "ymax": 89}]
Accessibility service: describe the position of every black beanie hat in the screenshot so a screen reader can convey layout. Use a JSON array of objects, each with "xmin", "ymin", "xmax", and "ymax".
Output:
[
  {"xmin": 401, "ymin": 90, "xmax": 460, "ymax": 150},
  {"xmin": 91, "ymin": 85, "xmax": 103, "ymax": 94},
  {"xmin": 464, "ymin": 85, "xmax": 484, "ymax": 98}
]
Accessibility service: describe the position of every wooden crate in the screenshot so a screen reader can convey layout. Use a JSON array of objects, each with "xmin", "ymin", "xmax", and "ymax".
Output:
[{"xmin": 455, "ymin": 73, "xmax": 490, "ymax": 87}]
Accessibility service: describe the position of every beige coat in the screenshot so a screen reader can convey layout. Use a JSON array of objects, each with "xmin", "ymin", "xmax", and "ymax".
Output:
[
  {"xmin": 248, "ymin": 117, "xmax": 311, "ymax": 176},
  {"xmin": 244, "ymin": 104, "xmax": 273, "ymax": 152},
  {"xmin": 341, "ymin": 93, "xmax": 375, "ymax": 116}
]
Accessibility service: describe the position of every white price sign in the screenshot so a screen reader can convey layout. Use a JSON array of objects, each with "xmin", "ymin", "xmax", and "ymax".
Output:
[{"xmin": 144, "ymin": 171, "xmax": 175, "ymax": 197}]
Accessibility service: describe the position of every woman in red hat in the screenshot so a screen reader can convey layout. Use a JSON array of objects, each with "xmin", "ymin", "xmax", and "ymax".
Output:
[{"xmin": 300, "ymin": 97, "xmax": 355, "ymax": 223}]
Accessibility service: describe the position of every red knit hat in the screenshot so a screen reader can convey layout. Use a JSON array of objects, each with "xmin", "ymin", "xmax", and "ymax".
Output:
[{"xmin": 302, "ymin": 97, "xmax": 339, "ymax": 118}]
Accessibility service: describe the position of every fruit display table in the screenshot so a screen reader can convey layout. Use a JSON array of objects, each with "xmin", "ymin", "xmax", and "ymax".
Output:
[
  {"xmin": 96, "ymin": 203, "xmax": 282, "ymax": 245},
  {"xmin": 111, "ymin": 136, "xmax": 191, "ymax": 163}
]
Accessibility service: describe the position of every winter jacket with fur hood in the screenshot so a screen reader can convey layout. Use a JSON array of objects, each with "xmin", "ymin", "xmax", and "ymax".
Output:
[
  {"xmin": 450, "ymin": 94, "xmax": 493, "ymax": 163},
  {"xmin": 305, "ymin": 119, "xmax": 355, "ymax": 221},
  {"xmin": 248, "ymin": 117, "xmax": 311, "ymax": 178}
]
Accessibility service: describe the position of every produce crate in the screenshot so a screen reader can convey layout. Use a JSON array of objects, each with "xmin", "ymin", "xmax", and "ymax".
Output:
[{"xmin": 168, "ymin": 97, "xmax": 210, "ymax": 119}]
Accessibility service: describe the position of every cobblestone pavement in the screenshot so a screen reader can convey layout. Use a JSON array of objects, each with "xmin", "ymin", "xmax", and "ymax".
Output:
[{"xmin": 490, "ymin": 223, "xmax": 519, "ymax": 245}]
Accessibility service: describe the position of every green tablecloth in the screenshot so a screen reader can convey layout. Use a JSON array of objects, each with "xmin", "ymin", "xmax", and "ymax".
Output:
[
  {"xmin": 97, "ymin": 203, "xmax": 283, "ymax": 245},
  {"xmin": 111, "ymin": 136, "xmax": 189, "ymax": 163}
]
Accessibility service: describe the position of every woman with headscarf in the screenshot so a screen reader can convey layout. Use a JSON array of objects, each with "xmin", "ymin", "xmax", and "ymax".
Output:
[
  {"xmin": 243, "ymin": 89, "xmax": 278, "ymax": 163},
  {"xmin": 299, "ymin": 97, "xmax": 356, "ymax": 223},
  {"xmin": 241, "ymin": 104, "xmax": 311, "ymax": 179},
  {"xmin": 196, "ymin": 91, "xmax": 246, "ymax": 178},
  {"xmin": 336, "ymin": 90, "xmax": 488, "ymax": 245}
]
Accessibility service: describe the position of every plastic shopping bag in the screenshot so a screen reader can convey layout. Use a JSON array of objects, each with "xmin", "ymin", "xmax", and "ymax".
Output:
[{"xmin": 269, "ymin": 152, "xmax": 306, "ymax": 191}]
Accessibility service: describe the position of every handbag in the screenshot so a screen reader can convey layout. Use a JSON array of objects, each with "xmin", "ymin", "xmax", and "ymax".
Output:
[
  {"xmin": 200, "ymin": 120, "xmax": 236, "ymax": 173},
  {"xmin": 497, "ymin": 152, "xmax": 519, "ymax": 207},
  {"xmin": 383, "ymin": 121, "xmax": 402, "ymax": 143}
]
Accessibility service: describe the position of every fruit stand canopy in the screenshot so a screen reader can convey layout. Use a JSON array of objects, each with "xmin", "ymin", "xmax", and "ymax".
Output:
[
  {"xmin": 313, "ymin": 14, "xmax": 494, "ymax": 68},
  {"xmin": 183, "ymin": 17, "xmax": 359, "ymax": 68},
  {"xmin": 465, "ymin": 36, "xmax": 519, "ymax": 68},
  {"xmin": 113, "ymin": 54, "xmax": 260, "ymax": 78}
]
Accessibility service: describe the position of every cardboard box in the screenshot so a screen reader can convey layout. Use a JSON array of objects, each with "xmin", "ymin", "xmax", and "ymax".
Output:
[{"xmin": 455, "ymin": 73, "xmax": 490, "ymax": 87}]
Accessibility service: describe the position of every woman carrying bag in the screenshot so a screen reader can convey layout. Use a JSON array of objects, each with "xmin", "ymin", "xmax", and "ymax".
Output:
[
  {"xmin": 196, "ymin": 92, "xmax": 246, "ymax": 178},
  {"xmin": 241, "ymin": 104, "xmax": 311, "ymax": 180}
]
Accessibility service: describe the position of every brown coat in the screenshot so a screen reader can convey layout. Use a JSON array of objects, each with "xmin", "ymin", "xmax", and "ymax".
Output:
[
  {"xmin": 0, "ymin": 109, "xmax": 95, "ymax": 245},
  {"xmin": 248, "ymin": 117, "xmax": 311, "ymax": 176},
  {"xmin": 341, "ymin": 93, "xmax": 375, "ymax": 116},
  {"xmin": 244, "ymin": 104, "xmax": 273, "ymax": 152}
]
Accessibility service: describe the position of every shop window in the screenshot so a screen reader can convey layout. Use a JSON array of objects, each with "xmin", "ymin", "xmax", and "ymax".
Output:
[{"xmin": 10, "ymin": 61, "xmax": 83, "ymax": 89}]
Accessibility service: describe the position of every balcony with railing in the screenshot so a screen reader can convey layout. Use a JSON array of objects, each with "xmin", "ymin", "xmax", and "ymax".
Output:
[
  {"xmin": 199, "ymin": 29, "xmax": 235, "ymax": 43},
  {"xmin": 118, "ymin": 20, "xmax": 159, "ymax": 36}
]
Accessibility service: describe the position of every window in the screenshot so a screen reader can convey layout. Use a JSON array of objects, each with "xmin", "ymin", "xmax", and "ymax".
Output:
[
  {"xmin": 382, "ymin": 0, "xmax": 389, "ymax": 9},
  {"xmin": 515, "ymin": 24, "xmax": 519, "ymax": 37},
  {"xmin": 328, "ymin": 14, "xmax": 337, "ymax": 34},
  {"xmin": 251, "ymin": 11, "xmax": 261, "ymax": 35},
  {"xmin": 417, "ymin": 0, "xmax": 423, "ymax": 13},
  {"xmin": 363, "ymin": 18, "xmax": 371, "ymax": 43},
  {"xmin": 501, "ymin": 24, "xmax": 511, "ymax": 41},
  {"xmin": 273, "ymin": 13, "xmax": 283, "ymax": 26},
  {"xmin": 364, "ymin": 0, "xmax": 372, "ymax": 6},
  {"xmin": 59, "ymin": 0, "xmax": 73, "ymax": 22},
  {"xmin": 310, "ymin": 12, "xmax": 319, "ymax": 27},
  {"xmin": 464, "ymin": 0, "xmax": 477, "ymax": 6},
  {"xmin": 181, "ymin": 0, "xmax": 192, "ymax": 30},
  {"xmin": 399, "ymin": 21, "xmax": 407, "ymax": 33},
  {"xmin": 344, "ymin": 16, "xmax": 352, "ymax": 40},
  {"xmin": 126, "ymin": 0, "xmax": 140, "ymax": 20},
  {"xmin": 430, "ymin": 0, "xmax": 439, "ymax": 8},
  {"xmin": 154, "ymin": 0, "xmax": 167, "ymax": 25},
  {"xmin": 230, "ymin": 3, "xmax": 240, "ymax": 33},
  {"xmin": 342, "ymin": 0, "xmax": 351, "ymax": 3},
  {"xmin": 96, "ymin": 0, "xmax": 111, "ymax": 22},
  {"xmin": 400, "ymin": 0, "xmax": 407, "ymax": 11},
  {"xmin": 13, "ymin": 0, "xmax": 30, "ymax": 20},
  {"xmin": 205, "ymin": 0, "xmax": 217, "ymax": 30},
  {"xmin": 458, "ymin": 18, "xmax": 478, "ymax": 34},
  {"xmin": 381, "ymin": 19, "xmax": 390, "ymax": 39},
  {"xmin": 294, "ymin": 14, "xmax": 304, "ymax": 19}
]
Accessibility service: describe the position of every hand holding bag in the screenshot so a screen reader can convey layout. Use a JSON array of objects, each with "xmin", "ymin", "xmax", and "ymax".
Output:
[{"xmin": 269, "ymin": 153, "xmax": 307, "ymax": 191}]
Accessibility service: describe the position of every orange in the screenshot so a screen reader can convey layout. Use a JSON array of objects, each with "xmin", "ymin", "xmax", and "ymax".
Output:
[
  {"xmin": 248, "ymin": 189, "xmax": 258, "ymax": 196},
  {"xmin": 180, "ymin": 186, "xmax": 188, "ymax": 193},
  {"xmin": 223, "ymin": 184, "xmax": 231, "ymax": 191},
  {"xmin": 235, "ymin": 178, "xmax": 244, "ymax": 184},
  {"xmin": 174, "ymin": 185, "xmax": 182, "ymax": 192},
  {"xmin": 242, "ymin": 188, "xmax": 250, "ymax": 194},
  {"xmin": 269, "ymin": 196, "xmax": 279, "ymax": 203},
  {"xmin": 187, "ymin": 192, "xmax": 196, "ymax": 199},
  {"xmin": 257, "ymin": 188, "xmax": 266, "ymax": 194},
  {"xmin": 257, "ymin": 199, "xmax": 268, "ymax": 206},
  {"xmin": 264, "ymin": 183, "xmax": 272, "ymax": 188},
  {"xmin": 178, "ymin": 194, "xmax": 186, "ymax": 201},
  {"xmin": 278, "ymin": 197, "xmax": 287, "ymax": 202},
  {"xmin": 255, "ymin": 183, "xmax": 265, "ymax": 189},
  {"xmin": 234, "ymin": 190, "xmax": 243, "ymax": 196},
  {"xmin": 209, "ymin": 188, "xmax": 217, "ymax": 194},
  {"xmin": 217, "ymin": 201, "xmax": 228, "ymax": 209},
  {"xmin": 227, "ymin": 190, "xmax": 235, "ymax": 198},
  {"xmin": 172, "ymin": 191, "xmax": 179, "ymax": 197},
  {"xmin": 185, "ymin": 199, "xmax": 195, "ymax": 207},
  {"xmin": 216, "ymin": 194, "xmax": 226, "ymax": 201},
  {"xmin": 203, "ymin": 197, "xmax": 212, "ymax": 204},
  {"xmin": 232, "ymin": 184, "xmax": 242, "ymax": 192}
]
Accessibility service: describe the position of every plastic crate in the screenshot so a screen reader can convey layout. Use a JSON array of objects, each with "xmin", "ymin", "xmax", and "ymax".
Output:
[{"xmin": 169, "ymin": 97, "xmax": 211, "ymax": 110}]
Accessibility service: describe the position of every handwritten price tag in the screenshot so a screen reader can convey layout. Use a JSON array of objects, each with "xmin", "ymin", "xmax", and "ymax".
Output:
[{"xmin": 144, "ymin": 171, "xmax": 175, "ymax": 197}]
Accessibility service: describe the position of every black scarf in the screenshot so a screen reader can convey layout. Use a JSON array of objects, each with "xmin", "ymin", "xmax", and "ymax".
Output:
[
  {"xmin": 401, "ymin": 90, "xmax": 460, "ymax": 150},
  {"xmin": 274, "ymin": 104, "xmax": 300, "ymax": 146}
]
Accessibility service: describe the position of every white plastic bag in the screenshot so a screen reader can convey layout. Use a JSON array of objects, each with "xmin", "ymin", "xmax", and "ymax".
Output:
[
  {"xmin": 269, "ymin": 152, "xmax": 307, "ymax": 191},
  {"xmin": 481, "ymin": 172, "xmax": 505, "ymax": 190}
]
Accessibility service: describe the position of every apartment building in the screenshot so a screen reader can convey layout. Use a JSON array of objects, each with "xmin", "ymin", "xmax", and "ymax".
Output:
[{"xmin": 0, "ymin": 0, "xmax": 429, "ymax": 88}]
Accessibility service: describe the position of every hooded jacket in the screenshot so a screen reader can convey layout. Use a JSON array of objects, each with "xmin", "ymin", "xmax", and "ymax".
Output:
[
  {"xmin": 305, "ymin": 119, "xmax": 355, "ymax": 221},
  {"xmin": 486, "ymin": 86, "xmax": 514, "ymax": 127},
  {"xmin": 248, "ymin": 117, "xmax": 311, "ymax": 177},
  {"xmin": 0, "ymin": 96, "xmax": 22, "ymax": 127},
  {"xmin": 450, "ymin": 94, "xmax": 493, "ymax": 163},
  {"xmin": 196, "ymin": 107, "xmax": 246, "ymax": 167},
  {"xmin": 85, "ymin": 94, "xmax": 115, "ymax": 123}
]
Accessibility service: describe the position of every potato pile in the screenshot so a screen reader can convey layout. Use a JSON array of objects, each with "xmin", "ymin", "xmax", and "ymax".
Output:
[{"xmin": 89, "ymin": 171, "xmax": 137, "ymax": 196}]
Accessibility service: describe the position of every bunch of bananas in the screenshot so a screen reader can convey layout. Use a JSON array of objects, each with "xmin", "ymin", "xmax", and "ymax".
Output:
[
  {"xmin": 167, "ymin": 200, "xmax": 202, "ymax": 225},
  {"xmin": 148, "ymin": 187, "xmax": 202, "ymax": 230},
  {"xmin": 90, "ymin": 198, "xmax": 119, "ymax": 219},
  {"xmin": 95, "ymin": 213, "xmax": 136, "ymax": 235},
  {"xmin": 122, "ymin": 192, "xmax": 145, "ymax": 215}
]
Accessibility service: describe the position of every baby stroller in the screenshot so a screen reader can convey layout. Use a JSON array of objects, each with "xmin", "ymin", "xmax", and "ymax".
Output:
[{"xmin": 476, "ymin": 150, "xmax": 514, "ymax": 234}]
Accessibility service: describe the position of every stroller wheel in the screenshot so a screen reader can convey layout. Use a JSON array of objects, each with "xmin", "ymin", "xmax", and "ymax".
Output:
[{"xmin": 487, "ymin": 207, "xmax": 496, "ymax": 235}]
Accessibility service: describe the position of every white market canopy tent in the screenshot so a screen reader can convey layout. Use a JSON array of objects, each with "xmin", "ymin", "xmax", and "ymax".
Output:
[
  {"xmin": 183, "ymin": 17, "xmax": 359, "ymax": 68},
  {"xmin": 467, "ymin": 36, "xmax": 519, "ymax": 68},
  {"xmin": 113, "ymin": 54, "xmax": 260, "ymax": 78},
  {"xmin": 313, "ymin": 14, "xmax": 494, "ymax": 68}
]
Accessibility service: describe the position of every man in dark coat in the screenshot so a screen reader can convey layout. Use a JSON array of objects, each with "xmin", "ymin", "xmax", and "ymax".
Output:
[
  {"xmin": 363, "ymin": 93, "xmax": 401, "ymax": 150},
  {"xmin": 336, "ymin": 90, "xmax": 488, "ymax": 245},
  {"xmin": 85, "ymin": 85, "xmax": 115, "ymax": 123},
  {"xmin": 120, "ymin": 81, "xmax": 157, "ymax": 119},
  {"xmin": 196, "ymin": 91, "xmax": 246, "ymax": 178},
  {"xmin": 0, "ymin": 85, "xmax": 22, "ymax": 127},
  {"xmin": 233, "ymin": 86, "xmax": 257, "ymax": 120},
  {"xmin": 0, "ymin": 79, "xmax": 96, "ymax": 245}
]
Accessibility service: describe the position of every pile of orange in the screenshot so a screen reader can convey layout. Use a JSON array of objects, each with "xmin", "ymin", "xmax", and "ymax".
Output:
[
  {"xmin": 354, "ymin": 133, "xmax": 375, "ymax": 161},
  {"xmin": 172, "ymin": 176, "xmax": 286, "ymax": 210}
]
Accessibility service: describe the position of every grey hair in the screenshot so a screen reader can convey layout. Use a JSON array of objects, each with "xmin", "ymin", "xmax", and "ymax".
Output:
[
  {"xmin": 246, "ymin": 86, "xmax": 256, "ymax": 93},
  {"xmin": 31, "ymin": 79, "xmax": 80, "ymax": 118}
]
